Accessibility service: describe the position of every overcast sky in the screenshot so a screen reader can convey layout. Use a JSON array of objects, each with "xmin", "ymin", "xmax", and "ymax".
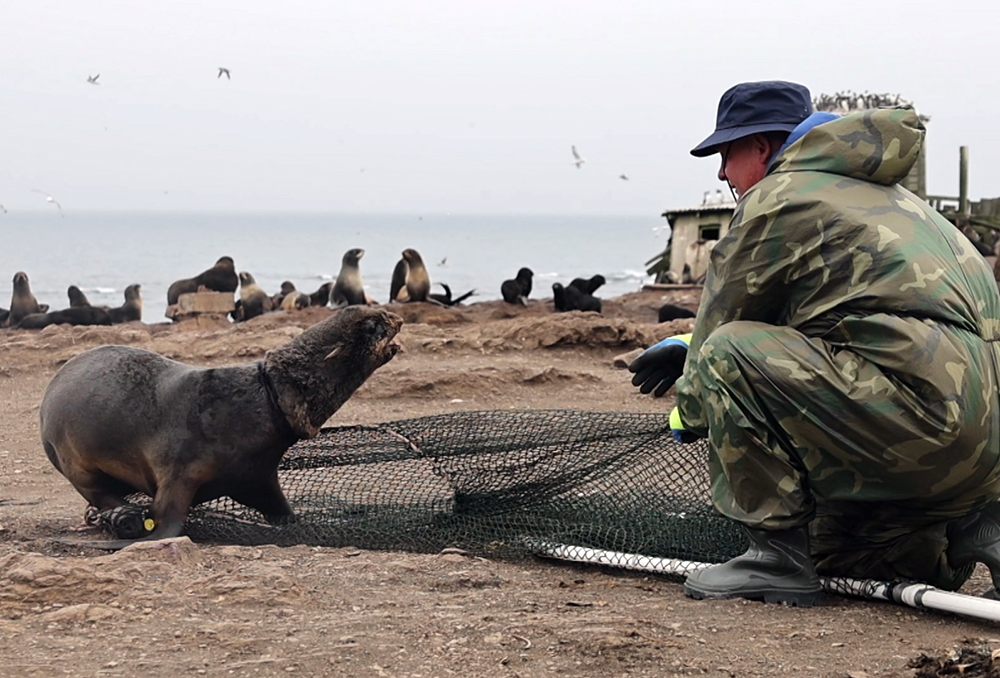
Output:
[{"xmin": 1, "ymin": 1, "xmax": 996, "ymax": 215}]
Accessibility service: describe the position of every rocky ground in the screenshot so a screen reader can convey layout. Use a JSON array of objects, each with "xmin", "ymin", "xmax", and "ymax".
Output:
[{"xmin": 1, "ymin": 289, "xmax": 999, "ymax": 678}]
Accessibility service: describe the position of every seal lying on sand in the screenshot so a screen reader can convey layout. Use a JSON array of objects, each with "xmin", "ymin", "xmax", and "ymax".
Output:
[
  {"xmin": 108, "ymin": 284, "xmax": 143, "ymax": 323},
  {"xmin": 429, "ymin": 283, "xmax": 475, "ymax": 307},
  {"xmin": 658, "ymin": 303, "xmax": 696, "ymax": 322},
  {"xmin": 501, "ymin": 268, "xmax": 534, "ymax": 306},
  {"xmin": 17, "ymin": 306, "xmax": 113, "ymax": 330},
  {"xmin": 331, "ymin": 248, "xmax": 368, "ymax": 307},
  {"xmin": 7, "ymin": 272, "xmax": 49, "ymax": 327},
  {"xmin": 271, "ymin": 281, "xmax": 297, "ymax": 309},
  {"xmin": 67, "ymin": 286, "xmax": 92, "ymax": 308},
  {"xmin": 552, "ymin": 282, "xmax": 601, "ymax": 313},
  {"xmin": 40, "ymin": 305, "xmax": 403, "ymax": 549},
  {"xmin": 166, "ymin": 256, "xmax": 238, "ymax": 306},
  {"xmin": 281, "ymin": 291, "xmax": 310, "ymax": 311},
  {"xmin": 233, "ymin": 272, "xmax": 272, "ymax": 321}
]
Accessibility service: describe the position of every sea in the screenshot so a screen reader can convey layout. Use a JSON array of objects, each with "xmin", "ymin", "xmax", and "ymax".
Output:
[{"xmin": 0, "ymin": 212, "xmax": 670, "ymax": 323}]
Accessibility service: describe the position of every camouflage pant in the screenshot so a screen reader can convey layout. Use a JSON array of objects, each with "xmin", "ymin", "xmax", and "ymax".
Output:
[{"xmin": 692, "ymin": 319, "xmax": 1000, "ymax": 589}]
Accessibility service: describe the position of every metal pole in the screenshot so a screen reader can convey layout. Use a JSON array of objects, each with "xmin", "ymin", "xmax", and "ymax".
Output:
[
  {"xmin": 529, "ymin": 540, "xmax": 1000, "ymax": 624},
  {"xmin": 959, "ymin": 146, "xmax": 970, "ymax": 215}
]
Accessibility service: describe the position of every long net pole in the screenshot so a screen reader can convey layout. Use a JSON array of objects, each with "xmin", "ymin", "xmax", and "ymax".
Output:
[{"xmin": 529, "ymin": 539, "xmax": 1000, "ymax": 624}]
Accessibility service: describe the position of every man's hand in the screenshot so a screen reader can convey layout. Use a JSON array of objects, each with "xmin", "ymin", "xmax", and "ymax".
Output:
[{"xmin": 628, "ymin": 334, "xmax": 691, "ymax": 397}]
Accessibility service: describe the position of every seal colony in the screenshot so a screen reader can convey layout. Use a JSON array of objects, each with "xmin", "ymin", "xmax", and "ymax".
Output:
[{"xmin": 40, "ymin": 305, "xmax": 403, "ymax": 549}]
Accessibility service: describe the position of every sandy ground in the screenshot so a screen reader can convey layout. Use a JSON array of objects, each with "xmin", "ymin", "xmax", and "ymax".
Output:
[{"xmin": 1, "ymin": 289, "xmax": 998, "ymax": 678}]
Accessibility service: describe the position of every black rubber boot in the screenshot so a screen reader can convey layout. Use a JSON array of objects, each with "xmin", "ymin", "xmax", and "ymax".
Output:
[
  {"xmin": 684, "ymin": 525, "xmax": 822, "ymax": 606},
  {"xmin": 947, "ymin": 502, "xmax": 1000, "ymax": 599}
]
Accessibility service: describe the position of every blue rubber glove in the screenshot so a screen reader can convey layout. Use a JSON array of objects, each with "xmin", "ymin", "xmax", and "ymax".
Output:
[
  {"xmin": 669, "ymin": 405, "xmax": 699, "ymax": 444},
  {"xmin": 628, "ymin": 333, "xmax": 691, "ymax": 398}
]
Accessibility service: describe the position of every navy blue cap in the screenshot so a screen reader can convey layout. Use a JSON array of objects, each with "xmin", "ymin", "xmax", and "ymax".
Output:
[{"xmin": 690, "ymin": 80, "xmax": 813, "ymax": 157}]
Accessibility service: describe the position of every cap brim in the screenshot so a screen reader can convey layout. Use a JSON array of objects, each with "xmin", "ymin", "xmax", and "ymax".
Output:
[{"xmin": 690, "ymin": 122, "xmax": 801, "ymax": 157}]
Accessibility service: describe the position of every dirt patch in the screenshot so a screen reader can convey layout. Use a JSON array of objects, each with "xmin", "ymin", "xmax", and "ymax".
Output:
[{"xmin": 1, "ymin": 289, "xmax": 999, "ymax": 677}]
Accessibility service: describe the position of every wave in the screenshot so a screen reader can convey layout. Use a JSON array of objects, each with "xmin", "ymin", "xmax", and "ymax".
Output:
[{"xmin": 82, "ymin": 287, "xmax": 117, "ymax": 294}]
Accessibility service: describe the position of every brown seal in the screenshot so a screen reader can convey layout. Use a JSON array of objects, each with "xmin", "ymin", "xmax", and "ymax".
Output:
[
  {"xmin": 166, "ymin": 256, "xmax": 238, "ymax": 305},
  {"xmin": 568, "ymin": 274, "xmax": 606, "ymax": 296},
  {"xmin": 331, "ymin": 248, "xmax": 368, "ymax": 307},
  {"xmin": 552, "ymin": 282, "xmax": 601, "ymax": 313},
  {"xmin": 233, "ymin": 272, "xmax": 272, "ymax": 322},
  {"xmin": 271, "ymin": 281, "xmax": 297, "ymax": 309},
  {"xmin": 401, "ymin": 248, "xmax": 430, "ymax": 302},
  {"xmin": 390, "ymin": 258, "xmax": 409, "ymax": 302},
  {"xmin": 40, "ymin": 306, "xmax": 402, "ymax": 549},
  {"xmin": 308, "ymin": 282, "xmax": 333, "ymax": 307},
  {"xmin": 108, "ymin": 284, "xmax": 143, "ymax": 323},
  {"xmin": 280, "ymin": 291, "xmax": 310, "ymax": 311},
  {"xmin": 17, "ymin": 306, "xmax": 113, "ymax": 330},
  {"xmin": 7, "ymin": 272, "xmax": 48, "ymax": 327},
  {"xmin": 67, "ymin": 286, "xmax": 92, "ymax": 308}
]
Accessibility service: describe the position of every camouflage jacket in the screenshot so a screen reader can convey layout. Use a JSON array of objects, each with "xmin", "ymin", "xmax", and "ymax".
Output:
[{"xmin": 675, "ymin": 107, "xmax": 1000, "ymax": 437}]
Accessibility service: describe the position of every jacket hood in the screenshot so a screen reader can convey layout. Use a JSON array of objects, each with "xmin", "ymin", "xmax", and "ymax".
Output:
[{"xmin": 768, "ymin": 107, "xmax": 924, "ymax": 186}]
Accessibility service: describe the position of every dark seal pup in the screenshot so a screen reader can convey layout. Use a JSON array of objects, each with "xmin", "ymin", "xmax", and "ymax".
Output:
[
  {"xmin": 429, "ymin": 283, "xmax": 475, "ymax": 307},
  {"xmin": 40, "ymin": 306, "xmax": 403, "ymax": 549},
  {"xmin": 389, "ymin": 258, "xmax": 409, "ymax": 302},
  {"xmin": 658, "ymin": 303, "xmax": 696, "ymax": 322},
  {"xmin": 501, "ymin": 267, "xmax": 534, "ymax": 306},
  {"xmin": 271, "ymin": 281, "xmax": 297, "ymax": 309},
  {"xmin": 568, "ymin": 274, "xmax": 606, "ymax": 296},
  {"xmin": 166, "ymin": 256, "xmax": 239, "ymax": 306},
  {"xmin": 331, "ymin": 248, "xmax": 368, "ymax": 307},
  {"xmin": 7, "ymin": 272, "xmax": 49, "ymax": 327},
  {"xmin": 67, "ymin": 286, "xmax": 92, "ymax": 308},
  {"xmin": 17, "ymin": 306, "xmax": 113, "ymax": 330},
  {"xmin": 309, "ymin": 282, "xmax": 333, "ymax": 307},
  {"xmin": 109, "ymin": 284, "xmax": 143, "ymax": 323},
  {"xmin": 552, "ymin": 282, "xmax": 601, "ymax": 313}
]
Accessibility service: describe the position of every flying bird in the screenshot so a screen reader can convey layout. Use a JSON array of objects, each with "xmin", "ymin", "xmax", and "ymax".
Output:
[
  {"xmin": 571, "ymin": 145, "xmax": 586, "ymax": 169},
  {"xmin": 217, "ymin": 67, "xmax": 231, "ymax": 79},
  {"xmin": 619, "ymin": 174, "xmax": 629, "ymax": 181},
  {"xmin": 31, "ymin": 189, "xmax": 63, "ymax": 214},
  {"xmin": 438, "ymin": 256, "xmax": 447, "ymax": 267},
  {"xmin": 87, "ymin": 74, "xmax": 100, "ymax": 85},
  {"xmin": 0, "ymin": 204, "xmax": 6, "ymax": 214}
]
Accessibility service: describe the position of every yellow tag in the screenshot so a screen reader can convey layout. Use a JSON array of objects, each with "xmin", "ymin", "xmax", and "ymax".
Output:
[{"xmin": 143, "ymin": 518, "xmax": 155, "ymax": 532}]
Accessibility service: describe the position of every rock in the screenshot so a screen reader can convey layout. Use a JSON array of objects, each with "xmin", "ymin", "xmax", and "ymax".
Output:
[
  {"xmin": 41, "ymin": 603, "xmax": 120, "ymax": 622},
  {"xmin": 612, "ymin": 348, "xmax": 644, "ymax": 369}
]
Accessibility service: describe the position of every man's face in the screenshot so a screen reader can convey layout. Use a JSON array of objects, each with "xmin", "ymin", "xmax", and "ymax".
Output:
[{"xmin": 716, "ymin": 134, "xmax": 772, "ymax": 197}]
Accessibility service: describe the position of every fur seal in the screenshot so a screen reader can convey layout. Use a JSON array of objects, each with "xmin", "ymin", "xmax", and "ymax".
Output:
[
  {"xmin": 233, "ymin": 272, "xmax": 272, "ymax": 322},
  {"xmin": 331, "ymin": 248, "xmax": 368, "ymax": 307},
  {"xmin": 166, "ymin": 256, "xmax": 238, "ymax": 306},
  {"xmin": 552, "ymin": 282, "xmax": 601, "ymax": 313},
  {"xmin": 7, "ymin": 272, "xmax": 48, "ymax": 327},
  {"xmin": 390, "ymin": 258, "xmax": 409, "ymax": 302},
  {"xmin": 281, "ymin": 291, "xmax": 310, "ymax": 311},
  {"xmin": 309, "ymin": 282, "xmax": 333, "ymax": 307},
  {"xmin": 67, "ymin": 286, "xmax": 92, "ymax": 308},
  {"xmin": 17, "ymin": 306, "xmax": 113, "ymax": 330},
  {"xmin": 658, "ymin": 303, "xmax": 696, "ymax": 322},
  {"xmin": 108, "ymin": 284, "xmax": 143, "ymax": 323},
  {"xmin": 501, "ymin": 268, "xmax": 534, "ymax": 306},
  {"xmin": 40, "ymin": 305, "xmax": 402, "ymax": 549},
  {"xmin": 271, "ymin": 281, "xmax": 297, "ymax": 309},
  {"xmin": 400, "ymin": 249, "xmax": 431, "ymax": 303},
  {"xmin": 429, "ymin": 283, "xmax": 475, "ymax": 307},
  {"xmin": 568, "ymin": 274, "xmax": 606, "ymax": 296}
]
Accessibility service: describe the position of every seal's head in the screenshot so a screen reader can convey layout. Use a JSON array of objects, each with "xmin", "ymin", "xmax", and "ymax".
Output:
[
  {"xmin": 279, "ymin": 281, "xmax": 296, "ymax": 295},
  {"xmin": 215, "ymin": 256, "xmax": 236, "ymax": 270},
  {"xmin": 239, "ymin": 271, "xmax": 256, "ymax": 286},
  {"xmin": 264, "ymin": 306, "xmax": 403, "ymax": 437},
  {"xmin": 343, "ymin": 248, "xmax": 365, "ymax": 264},
  {"xmin": 13, "ymin": 271, "xmax": 29, "ymax": 291},
  {"xmin": 402, "ymin": 248, "xmax": 424, "ymax": 266}
]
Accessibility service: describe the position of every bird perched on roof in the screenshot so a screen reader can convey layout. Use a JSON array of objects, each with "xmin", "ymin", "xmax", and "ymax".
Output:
[
  {"xmin": 87, "ymin": 74, "xmax": 100, "ymax": 85},
  {"xmin": 571, "ymin": 145, "xmax": 586, "ymax": 169},
  {"xmin": 218, "ymin": 67, "xmax": 231, "ymax": 79}
]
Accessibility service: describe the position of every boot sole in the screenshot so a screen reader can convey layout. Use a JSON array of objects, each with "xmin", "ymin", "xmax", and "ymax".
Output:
[{"xmin": 683, "ymin": 582, "xmax": 821, "ymax": 607}]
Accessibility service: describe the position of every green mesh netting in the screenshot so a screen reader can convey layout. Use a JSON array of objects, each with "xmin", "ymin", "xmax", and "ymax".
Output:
[{"xmin": 179, "ymin": 410, "xmax": 748, "ymax": 570}]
